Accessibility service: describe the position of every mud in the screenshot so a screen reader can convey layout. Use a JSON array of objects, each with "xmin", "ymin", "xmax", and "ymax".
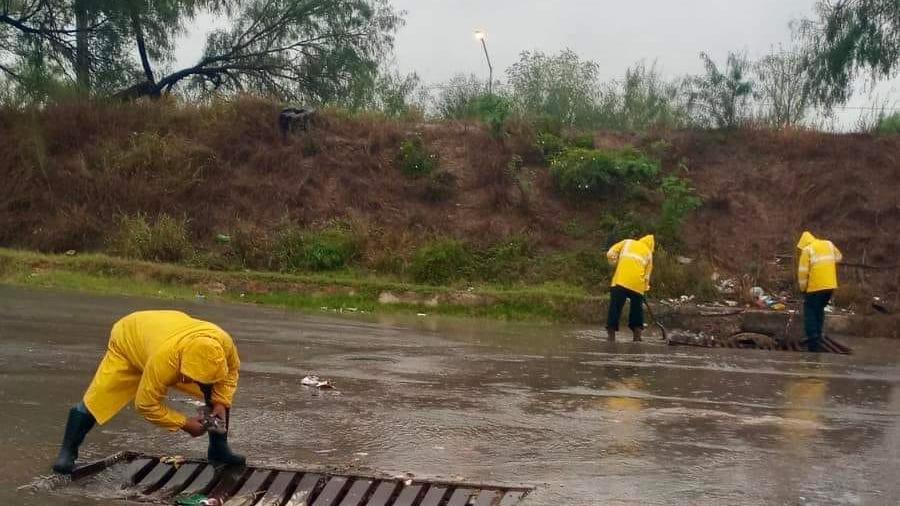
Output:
[{"xmin": 2, "ymin": 285, "xmax": 899, "ymax": 505}]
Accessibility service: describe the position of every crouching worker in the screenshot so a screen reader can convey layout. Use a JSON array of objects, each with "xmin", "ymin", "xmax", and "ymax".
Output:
[
  {"xmin": 606, "ymin": 235, "xmax": 655, "ymax": 342},
  {"xmin": 52, "ymin": 310, "xmax": 244, "ymax": 474},
  {"xmin": 797, "ymin": 231, "xmax": 842, "ymax": 352}
]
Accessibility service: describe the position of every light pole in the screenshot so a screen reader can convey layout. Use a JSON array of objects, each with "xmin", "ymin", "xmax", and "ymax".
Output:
[{"xmin": 474, "ymin": 30, "xmax": 493, "ymax": 95}]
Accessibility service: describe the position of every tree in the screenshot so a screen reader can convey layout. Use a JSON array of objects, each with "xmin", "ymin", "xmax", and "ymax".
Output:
[
  {"xmin": 435, "ymin": 73, "xmax": 488, "ymax": 119},
  {"xmin": 506, "ymin": 49, "xmax": 600, "ymax": 128},
  {"xmin": 342, "ymin": 67, "xmax": 424, "ymax": 117},
  {"xmin": 686, "ymin": 51, "xmax": 755, "ymax": 129},
  {"xmin": 800, "ymin": 0, "xmax": 900, "ymax": 107},
  {"xmin": 754, "ymin": 48, "xmax": 812, "ymax": 127},
  {"xmin": 594, "ymin": 61, "xmax": 689, "ymax": 131},
  {"xmin": 0, "ymin": 0, "xmax": 403, "ymax": 101}
]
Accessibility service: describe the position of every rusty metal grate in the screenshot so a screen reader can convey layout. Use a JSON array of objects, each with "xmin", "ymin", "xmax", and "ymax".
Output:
[{"xmin": 52, "ymin": 452, "xmax": 532, "ymax": 506}]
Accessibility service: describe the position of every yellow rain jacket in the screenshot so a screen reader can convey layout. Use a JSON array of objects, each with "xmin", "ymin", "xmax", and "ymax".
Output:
[
  {"xmin": 82, "ymin": 310, "xmax": 240, "ymax": 431},
  {"xmin": 797, "ymin": 231, "xmax": 841, "ymax": 293},
  {"xmin": 607, "ymin": 235, "xmax": 655, "ymax": 294}
]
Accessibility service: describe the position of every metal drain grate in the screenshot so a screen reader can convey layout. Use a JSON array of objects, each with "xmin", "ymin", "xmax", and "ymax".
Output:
[
  {"xmin": 54, "ymin": 452, "xmax": 532, "ymax": 506},
  {"xmin": 668, "ymin": 332, "xmax": 852, "ymax": 354}
]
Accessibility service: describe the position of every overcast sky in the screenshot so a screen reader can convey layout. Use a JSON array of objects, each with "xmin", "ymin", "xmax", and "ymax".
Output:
[{"xmin": 176, "ymin": 0, "xmax": 899, "ymax": 128}]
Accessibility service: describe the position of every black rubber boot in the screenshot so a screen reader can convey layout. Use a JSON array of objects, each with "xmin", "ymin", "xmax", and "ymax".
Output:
[
  {"xmin": 207, "ymin": 410, "xmax": 245, "ymax": 466},
  {"xmin": 632, "ymin": 327, "xmax": 643, "ymax": 342},
  {"xmin": 808, "ymin": 335, "xmax": 821, "ymax": 353},
  {"xmin": 52, "ymin": 406, "xmax": 96, "ymax": 474}
]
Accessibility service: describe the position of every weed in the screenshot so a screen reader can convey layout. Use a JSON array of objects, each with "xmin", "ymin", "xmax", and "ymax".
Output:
[
  {"xmin": 651, "ymin": 247, "xmax": 718, "ymax": 300},
  {"xmin": 107, "ymin": 213, "xmax": 193, "ymax": 263},
  {"xmin": 409, "ymin": 239, "xmax": 472, "ymax": 285},
  {"xmin": 229, "ymin": 222, "xmax": 273, "ymax": 270},
  {"xmin": 549, "ymin": 147, "xmax": 660, "ymax": 199},
  {"xmin": 396, "ymin": 135, "xmax": 438, "ymax": 177},
  {"xmin": 475, "ymin": 238, "xmax": 534, "ymax": 284},
  {"xmin": 274, "ymin": 226, "xmax": 360, "ymax": 272},
  {"xmin": 565, "ymin": 133, "xmax": 594, "ymax": 149},
  {"xmin": 473, "ymin": 94, "xmax": 512, "ymax": 137},
  {"xmin": 423, "ymin": 171, "xmax": 458, "ymax": 203},
  {"xmin": 657, "ymin": 176, "xmax": 702, "ymax": 244},
  {"xmin": 876, "ymin": 112, "xmax": 900, "ymax": 135},
  {"xmin": 300, "ymin": 135, "xmax": 320, "ymax": 156},
  {"xmin": 535, "ymin": 132, "xmax": 565, "ymax": 161}
]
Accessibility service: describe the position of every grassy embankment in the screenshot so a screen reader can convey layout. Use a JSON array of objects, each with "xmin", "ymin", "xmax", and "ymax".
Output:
[
  {"xmin": 0, "ymin": 248, "xmax": 604, "ymax": 322},
  {"xmin": 0, "ymin": 97, "xmax": 726, "ymax": 321}
]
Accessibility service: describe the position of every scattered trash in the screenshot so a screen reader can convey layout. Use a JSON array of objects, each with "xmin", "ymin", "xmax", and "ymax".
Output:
[
  {"xmin": 301, "ymin": 375, "xmax": 334, "ymax": 389},
  {"xmin": 215, "ymin": 234, "xmax": 231, "ymax": 244},
  {"xmin": 676, "ymin": 256, "xmax": 694, "ymax": 265},
  {"xmin": 749, "ymin": 286, "xmax": 787, "ymax": 311},
  {"xmin": 824, "ymin": 304, "xmax": 834, "ymax": 313},
  {"xmin": 715, "ymin": 277, "xmax": 738, "ymax": 295},
  {"xmin": 724, "ymin": 300, "xmax": 738, "ymax": 307},
  {"xmin": 195, "ymin": 294, "xmax": 206, "ymax": 301},
  {"xmin": 314, "ymin": 449, "xmax": 336, "ymax": 454},
  {"xmin": 160, "ymin": 455, "xmax": 187, "ymax": 468},
  {"xmin": 872, "ymin": 296, "xmax": 892, "ymax": 314},
  {"xmin": 417, "ymin": 312, "xmax": 428, "ymax": 317},
  {"xmin": 65, "ymin": 249, "xmax": 77, "ymax": 256},
  {"xmin": 176, "ymin": 494, "xmax": 220, "ymax": 506}
]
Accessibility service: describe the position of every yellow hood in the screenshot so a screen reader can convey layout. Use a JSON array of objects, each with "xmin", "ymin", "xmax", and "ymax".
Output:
[
  {"xmin": 638, "ymin": 234, "xmax": 655, "ymax": 252},
  {"xmin": 180, "ymin": 337, "xmax": 227, "ymax": 385},
  {"xmin": 797, "ymin": 231, "xmax": 816, "ymax": 249}
]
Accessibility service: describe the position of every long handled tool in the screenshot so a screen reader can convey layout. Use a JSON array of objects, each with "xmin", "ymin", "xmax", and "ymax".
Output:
[{"xmin": 643, "ymin": 298, "xmax": 668, "ymax": 342}]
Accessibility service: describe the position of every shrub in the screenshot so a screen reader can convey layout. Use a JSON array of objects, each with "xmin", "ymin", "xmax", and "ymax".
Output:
[
  {"xmin": 409, "ymin": 239, "xmax": 472, "ymax": 285},
  {"xmin": 274, "ymin": 226, "xmax": 360, "ymax": 272},
  {"xmin": 107, "ymin": 213, "xmax": 193, "ymax": 263},
  {"xmin": 531, "ymin": 248, "xmax": 611, "ymax": 289},
  {"xmin": 565, "ymin": 132, "xmax": 594, "ymax": 149},
  {"xmin": 475, "ymin": 238, "xmax": 534, "ymax": 283},
  {"xmin": 876, "ymin": 112, "xmax": 900, "ymax": 134},
  {"xmin": 549, "ymin": 147, "xmax": 659, "ymax": 198},
  {"xmin": 535, "ymin": 132, "xmax": 565, "ymax": 161},
  {"xmin": 229, "ymin": 223, "xmax": 273, "ymax": 270},
  {"xmin": 472, "ymin": 94, "xmax": 512, "ymax": 137},
  {"xmin": 423, "ymin": 171, "xmax": 457, "ymax": 203},
  {"xmin": 396, "ymin": 135, "xmax": 438, "ymax": 177},
  {"xmin": 657, "ymin": 176, "xmax": 702, "ymax": 243},
  {"xmin": 651, "ymin": 247, "xmax": 718, "ymax": 300}
]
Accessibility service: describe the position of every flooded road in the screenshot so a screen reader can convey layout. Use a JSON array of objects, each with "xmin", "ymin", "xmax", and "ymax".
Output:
[{"xmin": 2, "ymin": 285, "xmax": 899, "ymax": 505}]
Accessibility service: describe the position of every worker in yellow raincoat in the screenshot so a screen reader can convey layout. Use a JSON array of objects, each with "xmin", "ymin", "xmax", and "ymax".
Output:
[
  {"xmin": 52, "ymin": 310, "xmax": 244, "ymax": 474},
  {"xmin": 606, "ymin": 235, "xmax": 655, "ymax": 342},
  {"xmin": 797, "ymin": 231, "xmax": 842, "ymax": 352}
]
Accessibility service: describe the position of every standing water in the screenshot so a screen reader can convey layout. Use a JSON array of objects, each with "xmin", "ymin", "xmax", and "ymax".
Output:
[{"xmin": 1, "ymin": 285, "xmax": 898, "ymax": 505}]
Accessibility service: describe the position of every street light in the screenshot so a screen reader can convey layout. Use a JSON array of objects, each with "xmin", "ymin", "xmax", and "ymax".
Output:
[{"xmin": 474, "ymin": 29, "xmax": 493, "ymax": 95}]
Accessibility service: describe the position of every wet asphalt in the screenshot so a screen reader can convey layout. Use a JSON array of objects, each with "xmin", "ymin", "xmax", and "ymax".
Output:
[{"xmin": 1, "ymin": 285, "xmax": 899, "ymax": 505}]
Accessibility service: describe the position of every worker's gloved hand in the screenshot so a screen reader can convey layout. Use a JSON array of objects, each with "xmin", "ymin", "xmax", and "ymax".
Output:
[
  {"xmin": 182, "ymin": 416, "xmax": 206, "ymax": 437},
  {"xmin": 211, "ymin": 403, "xmax": 228, "ymax": 423}
]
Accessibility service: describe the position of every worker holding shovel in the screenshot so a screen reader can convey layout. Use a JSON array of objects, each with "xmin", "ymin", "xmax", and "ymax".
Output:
[
  {"xmin": 797, "ymin": 231, "xmax": 842, "ymax": 352},
  {"xmin": 52, "ymin": 310, "xmax": 245, "ymax": 474},
  {"xmin": 606, "ymin": 235, "xmax": 655, "ymax": 342}
]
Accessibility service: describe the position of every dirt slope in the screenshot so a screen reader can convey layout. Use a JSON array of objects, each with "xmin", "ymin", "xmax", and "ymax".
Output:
[{"xmin": 0, "ymin": 98, "xmax": 897, "ymax": 300}]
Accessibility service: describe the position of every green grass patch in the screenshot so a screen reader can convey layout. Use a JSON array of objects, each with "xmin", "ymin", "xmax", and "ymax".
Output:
[{"xmin": 0, "ymin": 248, "xmax": 603, "ymax": 323}]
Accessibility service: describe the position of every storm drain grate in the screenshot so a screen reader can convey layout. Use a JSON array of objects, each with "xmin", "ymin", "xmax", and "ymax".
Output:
[
  {"xmin": 51, "ymin": 452, "xmax": 532, "ymax": 506},
  {"xmin": 667, "ymin": 333, "xmax": 852, "ymax": 354}
]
